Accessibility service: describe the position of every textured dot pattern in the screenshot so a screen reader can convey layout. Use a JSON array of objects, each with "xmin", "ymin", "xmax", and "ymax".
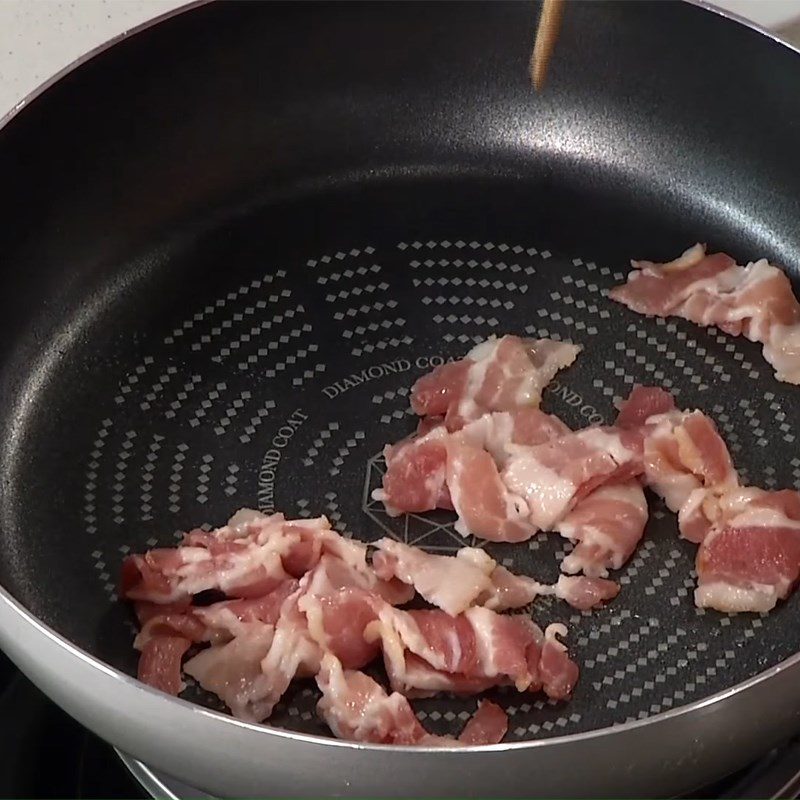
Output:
[{"xmin": 76, "ymin": 237, "xmax": 800, "ymax": 742}]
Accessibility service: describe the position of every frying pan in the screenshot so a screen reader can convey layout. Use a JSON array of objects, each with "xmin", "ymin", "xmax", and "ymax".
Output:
[{"xmin": 1, "ymin": 1, "xmax": 800, "ymax": 797}]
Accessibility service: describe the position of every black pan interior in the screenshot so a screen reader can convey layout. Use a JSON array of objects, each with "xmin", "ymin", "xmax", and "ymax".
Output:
[{"xmin": 1, "ymin": 0, "xmax": 800, "ymax": 741}]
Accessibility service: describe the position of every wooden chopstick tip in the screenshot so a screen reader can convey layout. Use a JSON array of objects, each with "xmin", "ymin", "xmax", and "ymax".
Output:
[{"xmin": 530, "ymin": 0, "xmax": 566, "ymax": 91}]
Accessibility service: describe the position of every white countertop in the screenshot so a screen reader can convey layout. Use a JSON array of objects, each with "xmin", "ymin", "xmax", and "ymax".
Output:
[
  {"xmin": 1, "ymin": 0, "xmax": 799, "ymax": 120},
  {"xmin": 0, "ymin": 0, "xmax": 187, "ymax": 119}
]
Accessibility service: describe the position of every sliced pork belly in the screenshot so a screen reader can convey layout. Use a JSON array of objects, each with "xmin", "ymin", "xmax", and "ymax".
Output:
[
  {"xmin": 185, "ymin": 585, "xmax": 321, "ymax": 722},
  {"xmin": 133, "ymin": 579, "xmax": 298, "ymax": 649},
  {"xmin": 137, "ymin": 636, "xmax": 192, "ymax": 696},
  {"xmin": 642, "ymin": 409, "xmax": 739, "ymax": 542},
  {"xmin": 371, "ymin": 424, "xmax": 452, "ymax": 516},
  {"xmin": 550, "ymin": 575, "xmax": 621, "ymax": 611},
  {"xmin": 365, "ymin": 603, "xmax": 579, "ymax": 700},
  {"xmin": 615, "ymin": 385, "xmax": 677, "ymax": 430},
  {"xmin": 500, "ymin": 426, "xmax": 644, "ymax": 531},
  {"xmin": 372, "ymin": 407, "xmax": 570, "ymax": 522},
  {"xmin": 185, "ymin": 554, "xmax": 401, "ymax": 722},
  {"xmin": 315, "ymin": 654, "xmax": 508, "ymax": 746},
  {"xmin": 371, "ymin": 538, "xmax": 544, "ymax": 615},
  {"xmin": 135, "ymin": 512, "xmax": 414, "ymax": 721},
  {"xmin": 609, "ymin": 243, "xmax": 800, "ymax": 384},
  {"xmin": 410, "ymin": 335, "xmax": 580, "ymax": 430},
  {"xmin": 538, "ymin": 624, "xmax": 580, "ymax": 701},
  {"xmin": 457, "ymin": 407, "xmax": 571, "ymax": 465},
  {"xmin": 446, "ymin": 439, "xmax": 537, "ymax": 542},
  {"xmin": 121, "ymin": 511, "xmax": 373, "ymax": 605},
  {"xmin": 183, "ymin": 623, "xmax": 277, "ymax": 719},
  {"xmin": 557, "ymin": 480, "xmax": 648, "ymax": 578},
  {"xmin": 457, "ymin": 699, "xmax": 510, "ymax": 745},
  {"xmin": 695, "ymin": 488, "xmax": 800, "ymax": 612}
]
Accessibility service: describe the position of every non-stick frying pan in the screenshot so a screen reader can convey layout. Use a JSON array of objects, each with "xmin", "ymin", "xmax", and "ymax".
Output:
[{"xmin": 1, "ymin": 1, "xmax": 800, "ymax": 797}]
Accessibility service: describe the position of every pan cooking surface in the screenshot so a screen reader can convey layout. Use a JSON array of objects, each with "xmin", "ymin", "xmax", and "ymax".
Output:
[{"xmin": 3, "ymin": 177, "xmax": 800, "ymax": 742}]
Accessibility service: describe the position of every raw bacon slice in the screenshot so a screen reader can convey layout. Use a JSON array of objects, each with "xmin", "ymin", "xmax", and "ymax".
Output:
[
  {"xmin": 132, "ymin": 602, "xmax": 208, "ymax": 649},
  {"xmin": 538, "ymin": 624, "xmax": 580, "ymax": 700},
  {"xmin": 549, "ymin": 574, "xmax": 620, "ymax": 611},
  {"xmin": 609, "ymin": 244, "xmax": 734, "ymax": 317},
  {"xmin": 457, "ymin": 699, "xmax": 510, "ymax": 745},
  {"xmin": 372, "ymin": 407, "xmax": 571, "ymax": 520},
  {"xmin": 641, "ymin": 409, "xmax": 739, "ymax": 542},
  {"xmin": 371, "ymin": 425, "xmax": 451, "ymax": 516},
  {"xmin": 185, "ymin": 553, "xmax": 402, "ymax": 722},
  {"xmin": 121, "ymin": 511, "xmax": 371, "ymax": 604},
  {"xmin": 186, "ymin": 583, "xmax": 321, "ymax": 723},
  {"xmin": 615, "ymin": 385, "xmax": 676, "ymax": 430},
  {"xmin": 365, "ymin": 603, "xmax": 579, "ymax": 700},
  {"xmin": 695, "ymin": 488, "xmax": 800, "ymax": 612},
  {"xmin": 557, "ymin": 481, "xmax": 648, "ymax": 577},
  {"xmin": 446, "ymin": 439, "xmax": 536, "ymax": 542},
  {"xmin": 410, "ymin": 335, "xmax": 580, "ymax": 430},
  {"xmin": 457, "ymin": 407, "xmax": 571, "ymax": 466},
  {"xmin": 301, "ymin": 586, "xmax": 382, "ymax": 670},
  {"xmin": 371, "ymin": 538, "xmax": 544, "ymax": 616},
  {"xmin": 133, "ymin": 579, "xmax": 298, "ymax": 649},
  {"xmin": 315, "ymin": 654, "xmax": 508, "ymax": 745},
  {"xmin": 137, "ymin": 636, "xmax": 192, "ymax": 696},
  {"xmin": 609, "ymin": 244, "xmax": 800, "ymax": 385},
  {"xmin": 500, "ymin": 427, "xmax": 644, "ymax": 531},
  {"xmin": 190, "ymin": 580, "xmax": 300, "ymax": 642},
  {"xmin": 183, "ymin": 623, "xmax": 277, "ymax": 719}
]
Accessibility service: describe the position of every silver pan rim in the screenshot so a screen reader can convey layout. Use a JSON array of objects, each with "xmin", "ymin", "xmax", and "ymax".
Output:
[
  {"xmin": 1, "ymin": 573, "xmax": 798, "ymax": 753},
  {"xmin": 0, "ymin": 0, "xmax": 209, "ymax": 131},
  {"xmin": 1, "ymin": 0, "xmax": 800, "ymax": 759},
  {"xmin": 689, "ymin": 0, "xmax": 800, "ymax": 57}
]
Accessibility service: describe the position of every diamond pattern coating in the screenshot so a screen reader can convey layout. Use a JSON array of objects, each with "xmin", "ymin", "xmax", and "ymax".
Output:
[{"xmin": 74, "ymin": 238, "xmax": 800, "ymax": 743}]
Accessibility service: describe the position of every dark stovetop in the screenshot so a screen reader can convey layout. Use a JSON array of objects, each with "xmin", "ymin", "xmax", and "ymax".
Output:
[{"xmin": 1, "ymin": 649, "xmax": 799, "ymax": 800}]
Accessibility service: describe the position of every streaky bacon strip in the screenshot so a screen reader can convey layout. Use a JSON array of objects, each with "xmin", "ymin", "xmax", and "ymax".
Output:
[
  {"xmin": 500, "ymin": 426, "xmax": 644, "ymax": 531},
  {"xmin": 185, "ymin": 555, "xmax": 392, "ymax": 723},
  {"xmin": 371, "ymin": 424, "xmax": 452, "ymax": 517},
  {"xmin": 458, "ymin": 699, "xmax": 510, "ymax": 745},
  {"xmin": 550, "ymin": 574, "xmax": 620, "ymax": 611},
  {"xmin": 182, "ymin": 623, "xmax": 277, "ymax": 720},
  {"xmin": 615, "ymin": 386, "xmax": 800, "ymax": 614},
  {"xmin": 695, "ymin": 488, "xmax": 800, "ymax": 612},
  {"xmin": 410, "ymin": 335, "xmax": 580, "ymax": 430},
  {"xmin": 615, "ymin": 385, "xmax": 676, "ymax": 430},
  {"xmin": 640, "ymin": 408, "xmax": 739, "ymax": 542},
  {"xmin": 373, "ymin": 405, "xmax": 566, "ymax": 520},
  {"xmin": 365, "ymin": 603, "xmax": 579, "ymax": 701},
  {"xmin": 137, "ymin": 636, "xmax": 192, "ymax": 696},
  {"xmin": 446, "ymin": 439, "xmax": 537, "ymax": 543},
  {"xmin": 609, "ymin": 243, "xmax": 800, "ymax": 385},
  {"xmin": 315, "ymin": 654, "xmax": 508, "ymax": 746},
  {"xmin": 557, "ymin": 480, "xmax": 648, "ymax": 578},
  {"xmin": 371, "ymin": 538, "xmax": 544, "ymax": 616},
  {"xmin": 121, "ymin": 510, "xmax": 384, "ymax": 605},
  {"xmin": 133, "ymin": 580, "xmax": 300, "ymax": 649},
  {"xmin": 539, "ymin": 624, "xmax": 580, "ymax": 700}
]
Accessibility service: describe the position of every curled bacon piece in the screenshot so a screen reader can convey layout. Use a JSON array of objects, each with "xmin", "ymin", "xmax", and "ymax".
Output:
[
  {"xmin": 610, "ymin": 243, "xmax": 800, "ymax": 385},
  {"xmin": 316, "ymin": 654, "xmax": 508, "ymax": 746},
  {"xmin": 410, "ymin": 335, "xmax": 580, "ymax": 430},
  {"xmin": 123, "ymin": 508, "xmax": 578, "ymax": 743}
]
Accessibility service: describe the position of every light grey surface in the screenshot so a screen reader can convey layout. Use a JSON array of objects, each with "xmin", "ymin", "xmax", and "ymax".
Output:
[{"xmin": 0, "ymin": 0, "xmax": 187, "ymax": 119}]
